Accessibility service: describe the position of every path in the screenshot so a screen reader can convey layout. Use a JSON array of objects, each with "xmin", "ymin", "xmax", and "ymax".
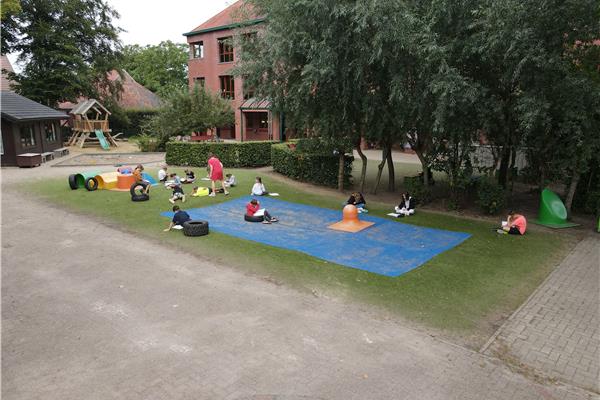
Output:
[
  {"xmin": 1, "ymin": 168, "xmax": 595, "ymax": 400},
  {"xmin": 483, "ymin": 237, "xmax": 600, "ymax": 393}
]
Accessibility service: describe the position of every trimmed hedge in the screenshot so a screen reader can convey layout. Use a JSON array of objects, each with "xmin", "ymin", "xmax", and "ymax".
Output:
[
  {"xmin": 165, "ymin": 141, "xmax": 276, "ymax": 167},
  {"xmin": 271, "ymin": 142, "xmax": 353, "ymax": 188}
]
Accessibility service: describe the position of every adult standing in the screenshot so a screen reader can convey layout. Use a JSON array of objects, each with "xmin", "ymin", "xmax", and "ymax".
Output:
[{"xmin": 207, "ymin": 153, "xmax": 229, "ymax": 197}]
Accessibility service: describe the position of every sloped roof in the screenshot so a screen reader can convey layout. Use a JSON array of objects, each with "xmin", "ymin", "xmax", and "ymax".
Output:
[
  {"xmin": 107, "ymin": 70, "xmax": 162, "ymax": 109},
  {"xmin": 0, "ymin": 91, "xmax": 68, "ymax": 122},
  {"xmin": 70, "ymin": 98, "xmax": 111, "ymax": 116},
  {"xmin": 240, "ymin": 97, "xmax": 271, "ymax": 110},
  {"xmin": 1, "ymin": 55, "xmax": 16, "ymax": 92},
  {"xmin": 184, "ymin": 1, "xmax": 264, "ymax": 36},
  {"xmin": 57, "ymin": 69, "xmax": 162, "ymax": 111}
]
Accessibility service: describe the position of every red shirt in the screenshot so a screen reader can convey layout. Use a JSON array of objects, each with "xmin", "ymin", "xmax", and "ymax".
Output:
[
  {"xmin": 208, "ymin": 157, "xmax": 223, "ymax": 180},
  {"xmin": 246, "ymin": 202, "xmax": 260, "ymax": 216},
  {"xmin": 512, "ymin": 215, "xmax": 527, "ymax": 235}
]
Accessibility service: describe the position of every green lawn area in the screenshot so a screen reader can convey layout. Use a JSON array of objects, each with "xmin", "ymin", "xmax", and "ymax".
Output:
[{"xmin": 22, "ymin": 167, "xmax": 573, "ymax": 347}]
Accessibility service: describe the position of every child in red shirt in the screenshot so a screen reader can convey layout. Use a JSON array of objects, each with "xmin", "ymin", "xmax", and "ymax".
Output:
[{"xmin": 246, "ymin": 199, "xmax": 278, "ymax": 224}]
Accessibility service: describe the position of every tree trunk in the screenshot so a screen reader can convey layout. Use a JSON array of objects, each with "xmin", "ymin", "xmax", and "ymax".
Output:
[
  {"xmin": 498, "ymin": 145, "xmax": 511, "ymax": 188},
  {"xmin": 539, "ymin": 165, "xmax": 546, "ymax": 192},
  {"xmin": 564, "ymin": 171, "xmax": 580, "ymax": 217},
  {"xmin": 371, "ymin": 146, "xmax": 387, "ymax": 195},
  {"xmin": 386, "ymin": 146, "xmax": 395, "ymax": 192},
  {"xmin": 337, "ymin": 152, "xmax": 345, "ymax": 192},
  {"xmin": 355, "ymin": 140, "xmax": 368, "ymax": 193},
  {"xmin": 415, "ymin": 150, "xmax": 429, "ymax": 187}
]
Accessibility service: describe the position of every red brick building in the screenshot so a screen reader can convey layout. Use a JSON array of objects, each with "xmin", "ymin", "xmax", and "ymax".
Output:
[{"xmin": 184, "ymin": 1, "xmax": 282, "ymax": 142}]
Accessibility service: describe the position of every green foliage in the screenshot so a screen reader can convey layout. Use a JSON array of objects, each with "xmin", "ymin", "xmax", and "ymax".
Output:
[
  {"xmin": 3, "ymin": 0, "xmax": 123, "ymax": 106},
  {"xmin": 403, "ymin": 176, "xmax": 431, "ymax": 205},
  {"xmin": 110, "ymin": 108, "xmax": 159, "ymax": 137},
  {"xmin": 476, "ymin": 177, "xmax": 506, "ymax": 215},
  {"xmin": 135, "ymin": 133, "xmax": 161, "ymax": 152},
  {"xmin": 121, "ymin": 41, "xmax": 188, "ymax": 97},
  {"xmin": 144, "ymin": 86, "xmax": 234, "ymax": 138},
  {"xmin": 165, "ymin": 141, "xmax": 276, "ymax": 168},
  {"xmin": 271, "ymin": 143, "xmax": 353, "ymax": 188}
]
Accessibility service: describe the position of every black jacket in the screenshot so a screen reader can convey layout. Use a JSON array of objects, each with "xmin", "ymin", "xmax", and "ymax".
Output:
[{"xmin": 398, "ymin": 196, "xmax": 414, "ymax": 210}]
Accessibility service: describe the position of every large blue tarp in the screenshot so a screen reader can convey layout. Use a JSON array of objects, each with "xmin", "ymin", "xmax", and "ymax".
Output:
[{"xmin": 161, "ymin": 196, "xmax": 470, "ymax": 277}]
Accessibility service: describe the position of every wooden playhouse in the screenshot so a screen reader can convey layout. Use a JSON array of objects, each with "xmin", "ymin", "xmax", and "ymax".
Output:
[{"xmin": 66, "ymin": 99, "xmax": 117, "ymax": 149}]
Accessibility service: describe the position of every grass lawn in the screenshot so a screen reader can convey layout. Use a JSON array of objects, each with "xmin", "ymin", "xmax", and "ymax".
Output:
[{"xmin": 22, "ymin": 167, "xmax": 573, "ymax": 347}]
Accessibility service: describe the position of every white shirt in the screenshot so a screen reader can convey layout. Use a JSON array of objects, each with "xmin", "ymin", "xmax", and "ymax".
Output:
[
  {"xmin": 158, "ymin": 169, "xmax": 167, "ymax": 181},
  {"xmin": 251, "ymin": 183, "xmax": 266, "ymax": 196}
]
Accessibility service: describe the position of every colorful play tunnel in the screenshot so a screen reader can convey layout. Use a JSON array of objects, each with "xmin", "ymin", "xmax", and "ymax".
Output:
[
  {"xmin": 74, "ymin": 171, "xmax": 100, "ymax": 188},
  {"xmin": 533, "ymin": 188, "xmax": 579, "ymax": 228},
  {"xmin": 95, "ymin": 172, "xmax": 119, "ymax": 190}
]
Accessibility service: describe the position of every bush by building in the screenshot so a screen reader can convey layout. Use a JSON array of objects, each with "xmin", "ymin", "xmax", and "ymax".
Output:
[
  {"xmin": 271, "ymin": 141, "xmax": 353, "ymax": 188},
  {"xmin": 165, "ymin": 141, "xmax": 276, "ymax": 167}
]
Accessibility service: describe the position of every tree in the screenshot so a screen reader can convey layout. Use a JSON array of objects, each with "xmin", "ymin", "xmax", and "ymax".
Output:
[
  {"xmin": 2, "ymin": 0, "xmax": 123, "ymax": 106},
  {"xmin": 236, "ymin": 0, "xmax": 373, "ymax": 191},
  {"xmin": 144, "ymin": 85, "xmax": 234, "ymax": 148},
  {"xmin": 121, "ymin": 41, "xmax": 189, "ymax": 98}
]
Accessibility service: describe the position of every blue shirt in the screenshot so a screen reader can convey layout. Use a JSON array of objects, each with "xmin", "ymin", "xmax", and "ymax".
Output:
[{"xmin": 172, "ymin": 210, "xmax": 191, "ymax": 226}]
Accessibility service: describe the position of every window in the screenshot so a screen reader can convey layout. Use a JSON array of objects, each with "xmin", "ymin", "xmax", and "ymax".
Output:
[
  {"xmin": 193, "ymin": 77, "xmax": 205, "ymax": 88},
  {"xmin": 44, "ymin": 122, "xmax": 57, "ymax": 142},
  {"xmin": 243, "ymin": 78, "xmax": 255, "ymax": 100},
  {"xmin": 190, "ymin": 41, "xmax": 204, "ymax": 59},
  {"xmin": 20, "ymin": 125, "xmax": 36, "ymax": 148},
  {"xmin": 219, "ymin": 75, "xmax": 235, "ymax": 99},
  {"xmin": 218, "ymin": 37, "xmax": 234, "ymax": 63}
]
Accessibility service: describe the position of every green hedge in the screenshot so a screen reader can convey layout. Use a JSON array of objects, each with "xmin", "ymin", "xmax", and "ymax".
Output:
[
  {"xmin": 165, "ymin": 141, "xmax": 276, "ymax": 167},
  {"xmin": 271, "ymin": 143, "xmax": 353, "ymax": 188}
]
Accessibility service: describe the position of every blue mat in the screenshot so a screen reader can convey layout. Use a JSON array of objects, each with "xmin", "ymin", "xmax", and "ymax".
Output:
[{"xmin": 161, "ymin": 197, "xmax": 470, "ymax": 277}]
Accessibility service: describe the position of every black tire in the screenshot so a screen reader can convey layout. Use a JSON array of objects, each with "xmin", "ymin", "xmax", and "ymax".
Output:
[
  {"xmin": 68, "ymin": 174, "xmax": 78, "ymax": 190},
  {"xmin": 131, "ymin": 193, "xmax": 149, "ymax": 202},
  {"xmin": 130, "ymin": 182, "xmax": 148, "ymax": 196},
  {"xmin": 244, "ymin": 214, "xmax": 264, "ymax": 223},
  {"xmin": 183, "ymin": 220, "xmax": 209, "ymax": 237},
  {"xmin": 85, "ymin": 177, "xmax": 99, "ymax": 191}
]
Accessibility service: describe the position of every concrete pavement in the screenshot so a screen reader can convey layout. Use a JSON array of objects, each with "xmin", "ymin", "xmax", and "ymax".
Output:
[{"xmin": 1, "ymin": 166, "xmax": 596, "ymax": 400}]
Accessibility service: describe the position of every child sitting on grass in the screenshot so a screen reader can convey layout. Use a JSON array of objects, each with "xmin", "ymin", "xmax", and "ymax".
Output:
[
  {"xmin": 163, "ymin": 205, "xmax": 190, "ymax": 231},
  {"xmin": 394, "ymin": 192, "xmax": 415, "ymax": 217},
  {"xmin": 497, "ymin": 211, "xmax": 527, "ymax": 235},
  {"xmin": 246, "ymin": 198, "xmax": 278, "ymax": 224},
  {"xmin": 225, "ymin": 173, "xmax": 237, "ymax": 187},
  {"xmin": 181, "ymin": 169, "xmax": 195, "ymax": 184},
  {"xmin": 347, "ymin": 192, "xmax": 368, "ymax": 213},
  {"xmin": 251, "ymin": 177, "xmax": 268, "ymax": 196}
]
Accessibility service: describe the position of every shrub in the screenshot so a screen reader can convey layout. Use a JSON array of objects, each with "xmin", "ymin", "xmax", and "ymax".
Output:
[
  {"xmin": 403, "ymin": 176, "xmax": 432, "ymax": 204},
  {"xmin": 165, "ymin": 141, "xmax": 276, "ymax": 167},
  {"xmin": 271, "ymin": 142, "xmax": 353, "ymax": 188},
  {"xmin": 110, "ymin": 108, "xmax": 159, "ymax": 137},
  {"xmin": 476, "ymin": 177, "xmax": 506, "ymax": 215},
  {"xmin": 135, "ymin": 133, "xmax": 161, "ymax": 152}
]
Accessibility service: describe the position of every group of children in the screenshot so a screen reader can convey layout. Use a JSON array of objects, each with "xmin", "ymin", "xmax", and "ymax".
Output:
[{"xmin": 346, "ymin": 191, "xmax": 415, "ymax": 217}]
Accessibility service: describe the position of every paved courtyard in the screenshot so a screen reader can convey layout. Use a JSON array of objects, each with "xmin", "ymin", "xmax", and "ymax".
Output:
[
  {"xmin": 484, "ymin": 237, "xmax": 600, "ymax": 393},
  {"xmin": 1, "ymin": 166, "xmax": 597, "ymax": 400}
]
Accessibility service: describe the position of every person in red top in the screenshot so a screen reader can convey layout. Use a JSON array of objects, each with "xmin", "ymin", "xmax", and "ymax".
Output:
[
  {"xmin": 246, "ymin": 199, "xmax": 278, "ymax": 224},
  {"xmin": 207, "ymin": 153, "xmax": 229, "ymax": 197},
  {"xmin": 498, "ymin": 211, "xmax": 527, "ymax": 235}
]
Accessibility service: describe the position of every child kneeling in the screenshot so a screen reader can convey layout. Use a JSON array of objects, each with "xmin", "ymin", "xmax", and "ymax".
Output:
[{"xmin": 246, "ymin": 199, "xmax": 278, "ymax": 224}]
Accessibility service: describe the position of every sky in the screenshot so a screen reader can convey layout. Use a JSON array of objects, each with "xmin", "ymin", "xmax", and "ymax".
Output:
[{"xmin": 7, "ymin": 0, "xmax": 233, "ymax": 71}]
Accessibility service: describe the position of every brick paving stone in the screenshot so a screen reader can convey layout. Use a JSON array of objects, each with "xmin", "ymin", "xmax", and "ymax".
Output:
[{"xmin": 485, "ymin": 236, "xmax": 600, "ymax": 393}]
